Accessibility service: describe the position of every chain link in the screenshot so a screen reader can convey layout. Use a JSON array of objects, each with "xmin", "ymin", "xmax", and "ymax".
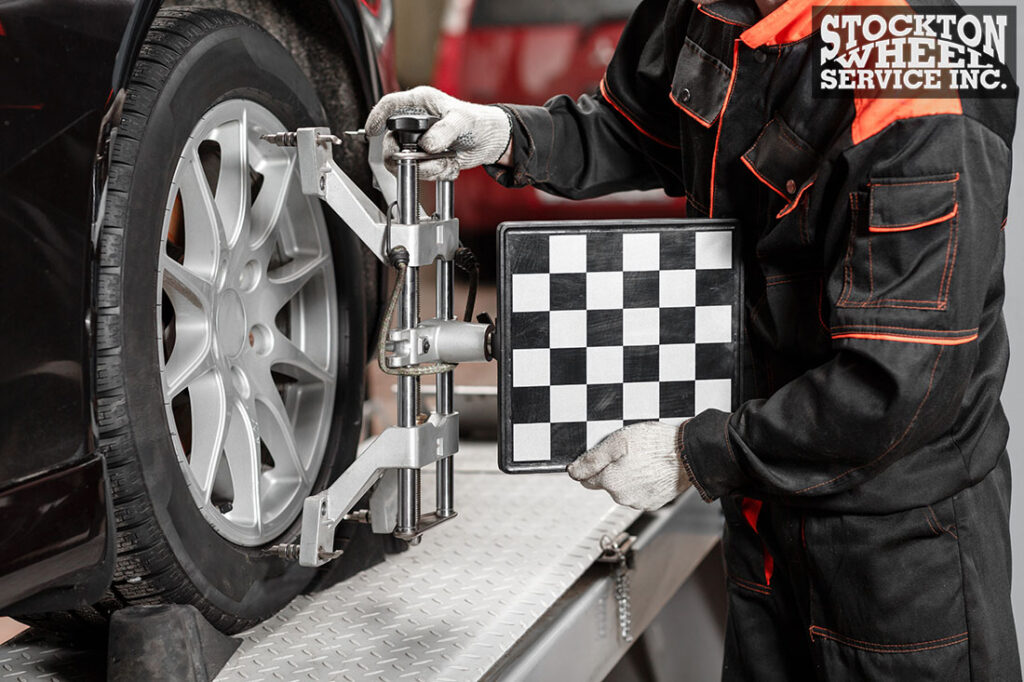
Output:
[
  {"xmin": 599, "ymin": 532, "xmax": 636, "ymax": 644},
  {"xmin": 613, "ymin": 560, "xmax": 633, "ymax": 643}
]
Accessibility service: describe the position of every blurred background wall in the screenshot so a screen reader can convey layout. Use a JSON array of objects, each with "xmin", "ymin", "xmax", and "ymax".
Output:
[{"xmin": 394, "ymin": 0, "xmax": 446, "ymax": 87}]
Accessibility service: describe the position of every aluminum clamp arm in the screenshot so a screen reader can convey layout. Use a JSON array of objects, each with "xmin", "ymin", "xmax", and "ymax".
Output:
[
  {"xmin": 292, "ymin": 128, "xmax": 456, "ymax": 267},
  {"xmin": 297, "ymin": 413, "xmax": 460, "ymax": 566}
]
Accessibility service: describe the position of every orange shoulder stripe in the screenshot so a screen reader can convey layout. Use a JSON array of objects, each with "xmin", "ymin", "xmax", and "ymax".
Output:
[
  {"xmin": 741, "ymin": 0, "xmax": 819, "ymax": 47},
  {"xmin": 852, "ymin": 95, "xmax": 963, "ymax": 145},
  {"xmin": 741, "ymin": 0, "xmax": 915, "ymax": 48}
]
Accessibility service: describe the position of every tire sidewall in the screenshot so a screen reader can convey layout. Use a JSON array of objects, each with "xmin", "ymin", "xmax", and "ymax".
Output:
[{"xmin": 117, "ymin": 19, "xmax": 365, "ymax": 620}]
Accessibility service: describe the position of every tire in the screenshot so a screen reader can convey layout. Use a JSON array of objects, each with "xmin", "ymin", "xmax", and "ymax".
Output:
[{"xmin": 35, "ymin": 8, "xmax": 368, "ymax": 634}]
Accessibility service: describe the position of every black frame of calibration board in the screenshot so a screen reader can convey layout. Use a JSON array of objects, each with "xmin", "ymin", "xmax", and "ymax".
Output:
[{"xmin": 496, "ymin": 219, "xmax": 744, "ymax": 474}]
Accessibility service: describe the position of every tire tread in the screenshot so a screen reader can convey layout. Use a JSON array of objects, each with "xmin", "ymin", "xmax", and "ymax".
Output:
[
  {"xmin": 26, "ymin": 5, "xmax": 371, "ymax": 637},
  {"xmin": 27, "ymin": 8, "xmax": 277, "ymax": 636}
]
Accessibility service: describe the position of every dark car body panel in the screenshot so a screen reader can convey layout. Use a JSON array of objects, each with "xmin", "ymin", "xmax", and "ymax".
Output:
[
  {"xmin": 0, "ymin": 0, "xmax": 386, "ymax": 613},
  {"xmin": 1, "ymin": 457, "xmax": 113, "ymax": 615}
]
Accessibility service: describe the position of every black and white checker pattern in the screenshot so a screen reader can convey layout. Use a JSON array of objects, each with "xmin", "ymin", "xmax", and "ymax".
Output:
[{"xmin": 498, "ymin": 221, "xmax": 740, "ymax": 473}]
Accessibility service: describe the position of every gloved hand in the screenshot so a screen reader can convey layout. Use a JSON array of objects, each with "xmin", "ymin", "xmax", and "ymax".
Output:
[
  {"xmin": 364, "ymin": 86, "xmax": 512, "ymax": 181},
  {"xmin": 567, "ymin": 422, "xmax": 691, "ymax": 511}
]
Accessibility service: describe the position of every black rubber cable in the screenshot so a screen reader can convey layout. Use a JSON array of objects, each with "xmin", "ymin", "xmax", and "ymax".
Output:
[{"xmin": 453, "ymin": 246, "xmax": 479, "ymax": 322}]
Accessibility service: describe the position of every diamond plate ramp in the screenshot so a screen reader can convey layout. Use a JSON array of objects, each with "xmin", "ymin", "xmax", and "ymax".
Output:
[
  {"xmin": 0, "ymin": 443, "xmax": 640, "ymax": 681},
  {"xmin": 217, "ymin": 443, "xmax": 640, "ymax": 681},
  {"xmin": 0, "ymin": 640, "xmax": 103, "ymax": 681}
]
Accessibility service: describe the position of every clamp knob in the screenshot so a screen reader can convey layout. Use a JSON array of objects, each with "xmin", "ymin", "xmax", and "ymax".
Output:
[{"xmin": 387, "ymin": 114, "xmax": 439, "ymax": 150}]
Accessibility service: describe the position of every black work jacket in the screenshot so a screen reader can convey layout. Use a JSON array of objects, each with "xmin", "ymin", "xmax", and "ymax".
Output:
[{"xmin": 490, "ymin": 0, "xmax": 1017, "ymax": 514}]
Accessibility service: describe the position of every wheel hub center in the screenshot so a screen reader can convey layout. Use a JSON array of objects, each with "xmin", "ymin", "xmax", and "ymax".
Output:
[{"xmin": 216, "ymin": 289, "xmax": 247, "ymax": 357}]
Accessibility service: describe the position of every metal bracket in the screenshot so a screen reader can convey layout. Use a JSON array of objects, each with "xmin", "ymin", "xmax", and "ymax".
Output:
[
  {"xmin": 289, "ymin": 127, "xmax": 458, "ymax": 267},
  {"xmin": 297, "ymin": 412, "xmax": 460, "ymax": 566},
  {"xmin": 369, "ymin": 470, "xmax": 399, "ymax": 534},
  {"xmin": 387, "ymin": 219, "xmax": 460, "ymax": 266},
  {"xmin": 262, "ymin": 122, "xmax": 476, "ymax": 567},
  {"xmin": 387, "ymin": 318, "xmax": 493, "ymax": 367}
]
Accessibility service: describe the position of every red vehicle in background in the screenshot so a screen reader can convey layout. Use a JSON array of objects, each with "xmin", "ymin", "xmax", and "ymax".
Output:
[{"xmin": 432, "ymin": 0, "xmax": 686, "ymax": 233}]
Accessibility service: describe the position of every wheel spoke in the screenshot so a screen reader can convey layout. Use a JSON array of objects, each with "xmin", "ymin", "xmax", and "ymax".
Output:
[
  {"xmin": 159, "ymin": 99, "xmax": 338, "ymax": 546},
  {"xmin": 269, "ymin": 330, "xmax": 334, "ymax": 385},
  {"xmin": 265, "ymin": 252, "xmax": 330, "ymax": 314},
  {"xmin": 250, "ymin": 155, "xmax": 296, "ymax": 249},
  {"xmin": 176, "ymin": 151, "xmax": 226, "ymax": 260},
  {"xmin": 223, "ymin": 400, "xmax": 261, "ymax": 531},
  {"xmin": 187, "ymin": 373, "xmax": 229, "ymax": 502},
  {"xmin": 161, "ymin": 253, "xmax": 212, "ymax": 316},
  {"xmin": 163, "ymin": 323, "xmax": 213, "ymax": 398},
  {"xmin": 212, "ymin": 113, "xmax": 251, "ymax": 247},
  {"xmin": 256, "ymin": 386, "xmax": 309, "ymax": 486}
]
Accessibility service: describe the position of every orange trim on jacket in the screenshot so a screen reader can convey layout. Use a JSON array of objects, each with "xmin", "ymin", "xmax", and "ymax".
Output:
[
  {"xmin": 741, "ymin": 154, "xmax": 818, "ymax": 219},
  {"xmin": 670, "ymin": 90, "xmax": 717, "ymax": 129},
  {"xmin": 741, "ymin": 0, "xmax": 907, "ymax": 48},
  {"xmin": 777, "ymin": 180, "xmax": 815, "ymax": 219},
  {"xmin": 739, "ymin": 497, "xmax": 774, "ymax": 586},
  {"xmin": 740, "ymin": 0, "xmax": 821, "ymax": 47},
  {"xmin": 852, "ymin": 95, "xmax": 963, "ymax": 145},
  {"xmin": 600, "ymin": 78, "xmax": 680, "ymax": 149},
  {"xmin": 736, "ymin": 0, "xmax": 965, "ymax": 146},
  {"xmin": 710, "ymin": 41, "xmax": 740, "ymax": 218},
  {"xmin": 697, "ymin": 3, "xmax": 753, "ymax": 28},
  {"xmin": 832, "ymin": 331, "xmax": 978, "ymax": 346},
  {"xmin": 740, "ymin": 155, "xmax": 789, "ymax": 201},
  {"xmin": 870, "ymin": 204, "xmax": 959, "ymax": 233}
]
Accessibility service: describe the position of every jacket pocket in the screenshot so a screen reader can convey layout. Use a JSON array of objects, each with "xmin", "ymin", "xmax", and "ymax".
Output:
[
  {"xmin": 671, "ymin": 36, "xmax": 734, "ymax": 215},
  {"xmin": 741, "ymin": 116, "xmax": 820, "ymax": 221},
  {"xmin": 670, "ymin": 37, "xmax": 733, "ymax": 128},
  {"xmin": 804, "ymin": 502, "xmax": 969, "ymax": 677},
  {"xmin": 838, "ymin": 173, "xmax": 960, "ymax": 310}
]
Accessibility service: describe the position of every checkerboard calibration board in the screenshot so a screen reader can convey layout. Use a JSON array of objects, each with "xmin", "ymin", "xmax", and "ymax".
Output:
[{"xmin": 498, "ymin": 220, "xmax": 741, "ymax": 473}]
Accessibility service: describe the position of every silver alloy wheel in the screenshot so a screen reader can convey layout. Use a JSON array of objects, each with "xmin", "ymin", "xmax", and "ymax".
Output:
[{"xmin": 157, "ymin": 99, "xmax": 338, "ymax": 546}]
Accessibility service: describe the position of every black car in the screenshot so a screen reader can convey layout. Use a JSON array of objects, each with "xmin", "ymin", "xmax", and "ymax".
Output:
[{"xmin": 1, "ymin": 0, "xmax": 395, "ymax": 633}]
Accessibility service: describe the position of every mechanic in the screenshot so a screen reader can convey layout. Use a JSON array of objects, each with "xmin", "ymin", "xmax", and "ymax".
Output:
[{"xmin": 366, "ymin": 0, "xmax": 1019, "ymax": 677}]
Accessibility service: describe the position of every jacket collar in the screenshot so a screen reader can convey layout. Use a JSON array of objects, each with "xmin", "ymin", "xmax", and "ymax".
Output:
[
  {"xmin": 739, "ymin": 0, "xmax": 825, "ymax": 47},
  {"xmin": 695, "ymin": 0, "xmax": 762, "ymax": 29},
  {"xmin": 695, "ymin": 0, "xmax": 830, "ymax": 46},
  {"xmin": 738, "ymin": 0, "xmax": 908, "ymax": 49}
]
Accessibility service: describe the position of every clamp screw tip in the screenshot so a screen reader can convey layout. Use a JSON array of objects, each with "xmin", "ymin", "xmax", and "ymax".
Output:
[{"xmin": 261, "ymin": 132, "xmax": 298, "ymax": 147}]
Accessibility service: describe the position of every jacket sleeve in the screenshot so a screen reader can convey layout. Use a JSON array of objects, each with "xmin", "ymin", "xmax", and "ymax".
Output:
[
  {"xmin": 680, "ymin": 114, "xmax": 1012, "ymax": 504},
  {"xmin": 485, "ymin": 0, "xmax": 688, "ymax": 199}
]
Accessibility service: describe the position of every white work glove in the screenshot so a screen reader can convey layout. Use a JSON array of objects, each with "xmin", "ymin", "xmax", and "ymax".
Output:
[
  {"xmin": 567, "ymin": 422, "xmax": 691, "ymax": 511},
  {"xmin": 364, "ymin": 86, "xmax": 512, "ymax": 181}
]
